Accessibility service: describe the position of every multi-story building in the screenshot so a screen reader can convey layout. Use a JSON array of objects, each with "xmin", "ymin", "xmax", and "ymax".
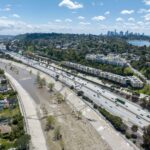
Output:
[
  {"xmin": 86, "ymin": 54, "xmax": 128, "ymax": 67},
  {"xmin": 63, "ymin": 61, "xmax": 143, "ymax": 88},
  {"xmin": 0, "ymin": 43, "xmax": 6, "ymax": 50},
  {"xmin": 128, "ymin": 76, "xmax": 143, "ymax": 88}
]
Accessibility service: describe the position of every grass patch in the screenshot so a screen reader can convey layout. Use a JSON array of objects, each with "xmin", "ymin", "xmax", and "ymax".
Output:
[
  {"xmin": 0, "ymin": 105, "xmax": 20, "ymax": 118},
  {"xmin": 136, "ymin": 84, "xmax": 150, "ymax": 96}
]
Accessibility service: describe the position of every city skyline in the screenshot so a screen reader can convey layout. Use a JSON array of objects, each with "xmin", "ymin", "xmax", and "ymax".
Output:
[{"xmin": 0, "ymin": 0, "xmax": 150, "ymax": 35}]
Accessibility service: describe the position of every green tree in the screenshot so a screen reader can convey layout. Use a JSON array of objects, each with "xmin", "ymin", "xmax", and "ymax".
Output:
[
  {"xmin": 54, "ymin": 126, "xmax": 62, "ymax": 141},
  {"xmin": 29, "ymin": 70, "xmax": 32, "ymax": 75},
  {"xmin": 143, "ymin": 125, "xmax": 150, "ymax": 149},
  {"xmin": 124, "ymin": 67, "xmax": 133, "ymax": 76},
  {"xmin": 36, "ymin": 72, "xmax": 41, "ymax": 84},
  {"xmin": 131, "ymin": 125, "xmax": 138, "ymax": 132},
  {"xmin": 56, "ymin": 93, "xmax": 64, "ymax": 104},
  {"xmin": 46, "ymin": 116, "xmax": 55, "ymax": 131},
  {"xmin": 15, "ymin": 134, "xmax": 31, "ymax": 150},
  {"xmin": 48, "ymin": 82, "xmax": 54, "ymax": 92}
]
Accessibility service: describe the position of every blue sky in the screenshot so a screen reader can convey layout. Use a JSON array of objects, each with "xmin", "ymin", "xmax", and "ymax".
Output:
[{"xmin": 0, "ymin": 0, "xmax": 150, "ymax": 35}]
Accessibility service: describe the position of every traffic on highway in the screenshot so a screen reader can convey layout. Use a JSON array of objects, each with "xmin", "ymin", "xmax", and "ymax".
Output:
[{"xmin": 3, "ymin": 51, "xmax": 150, "ymax": 129}]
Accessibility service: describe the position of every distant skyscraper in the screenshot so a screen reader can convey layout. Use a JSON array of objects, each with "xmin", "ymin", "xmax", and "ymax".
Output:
[
  {"xmin": 120, "ymin": 31, "xmax": 124, "ymax": 36},
  {"xmin": 125, "ymin": 31, "xmax": 129, "ymax": 36}
]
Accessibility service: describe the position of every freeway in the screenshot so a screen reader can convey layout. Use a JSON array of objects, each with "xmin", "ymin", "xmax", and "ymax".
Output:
[{"xmin": 4, "ymin": 51, "xmax": 150, "ymax": 128}]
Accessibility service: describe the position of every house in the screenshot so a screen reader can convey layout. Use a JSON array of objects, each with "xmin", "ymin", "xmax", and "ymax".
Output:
[
  {"xmin": 0, "ymin": 124, "xmax": 11, "ymax": 134},
  {"xmin": 0, "ymin": 85, "xmax": 8, "ymax": 93},
  {"xmin": 7, "ymin": 97, "xmax": 17, "ymax": 106},
  {"xmin": 0, "ymin": 77, "xmax": 7, "ymax": 84},
  {"xmin": 0, "ymin": 99, "xmax": 9, "ymax": 110}
]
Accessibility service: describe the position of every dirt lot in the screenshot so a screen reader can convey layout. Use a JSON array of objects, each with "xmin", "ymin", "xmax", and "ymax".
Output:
[{"xmin": 37, "ymin": 87, "xmax": 111, "ymax": 150}]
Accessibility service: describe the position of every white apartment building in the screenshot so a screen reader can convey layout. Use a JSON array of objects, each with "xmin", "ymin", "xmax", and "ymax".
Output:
[
  {"xmin": 63, "ymin": 61, "xmax": 143, "ymax": 88},
  {"xmin": 86, "ymin": 54, "xmax": 127, "ymax": 67},
  {"xmin": 0, "ymin": 43, "xmax": 6, "ymax": 50},
  {"xmin": 128, "ymin": 76, "xmax": 143, "ymax": 88}
]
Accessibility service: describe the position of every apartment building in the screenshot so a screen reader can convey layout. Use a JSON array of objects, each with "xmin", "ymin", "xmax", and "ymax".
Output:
[
  {"xmin": 128, "ymin": 76, "xmax": 143, "ymax": 88},
  {"xmin": 63, "ymin": 61, "xmax": 143, "ymax": 88},
  {"xmin": 86, "ymin": 54, "xmax": 127, "ymax": 67}
]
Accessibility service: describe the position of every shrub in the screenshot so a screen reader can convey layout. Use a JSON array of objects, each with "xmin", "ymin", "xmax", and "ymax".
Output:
[
  {"xmin": 98, "ymin": 107, "xmax": 127, "ymax": 133},
  {"xmin": 77, "ymin": 91, "xmax": 84, "ymax": 96},
  {"xmin": 131, "ymin": 134, "xmax": 137, "ymax": 139},
  {"xmin": 15, "ymin": 134, "xmax": 31, "ymax": 150},
  {"xmin": 125, "ymin": 132, "xmax": 131, "ymax": 139},
  {"xmin": 131, "ymin": 125, "xmax": 138, "ymax": 132},
  {"xmin": 70, "ymin": 86, "xmax": 74, "ymax": 90},
  {"xmin": 46, "ymin": 116, "xmax": 55, "ymax": 131},
  {"xmin": 54, "ymin": 126, "xmax": 62, "ymax": 141}
]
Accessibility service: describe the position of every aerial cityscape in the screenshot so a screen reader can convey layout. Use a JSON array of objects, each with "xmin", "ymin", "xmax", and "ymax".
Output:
[{"xmin": 0, "ymin": 0, "xmax": 150, "ymax": 150}]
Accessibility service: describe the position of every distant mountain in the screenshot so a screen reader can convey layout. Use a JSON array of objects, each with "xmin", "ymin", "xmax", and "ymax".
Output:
[
  {"xmin": 0, "ymin": 35, "xmax": 14, "ymax": 40},
  {"xmin": 14, "ymin": 33, "xmax": 95, "ymax": 41}
]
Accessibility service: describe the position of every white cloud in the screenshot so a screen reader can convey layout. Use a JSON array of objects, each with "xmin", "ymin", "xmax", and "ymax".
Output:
[
  {"xmin": 0, "ymin": 17, "xmax": 94, "ymax": 35},
  {"xmin": 0, "ymin": 16, "xmax": 8, "ymax": 19},
  {"xmin": 79, "ymin": 22, "xmax": 90, "ymax": 25},
  {"xmin": 137, "ymin": 21, "xmax": 144, "ymax": 26},
  {"xmin": 78, "ymin": 16, "xmax": 85, "ymax": 20},
  {"xmin": 143, "ymin": 0, "xmax": 150, "ymax": 5},
  {"xmin": 12, "ymin": 14, "xmax": 20, "ymax": 18},
  {"xmin": 138, "ymin": 8, "xmax": 150, "ymax": 13},
  {"xmin": 104, "ymin": 11, "xmax": 110, "ymax": 15},
  {"xmin": 116, "ymin": 17, "xmax": 124, "ymax": 22},
  {"xmin": 128, "ymin": 17, "xmax": 135, "ymax": 22},
  {"xmin": 0, "ymin": 5, "xmax": 11, "ymax": 12},
  {"xmin": 55, "ymin": 19, "xmax": 62, "ymax": 23},
  {"xmin": 92, "ymin": 16, "xmax": 106, "ymax": 21},
  {"xmin": 144, "ymin": 13, "xmax": 150, "ymax": 21},
  {"xmin": 0, "ymin": 18, "xmax": 33, "ymax": 33},
  {"xmin": 59, "ymin": 0, "xmax": 83, "ymax": 9},
  {"xmin": 0, "ymin": 7, "xmax": 11, "ymax": 12},
  {"xmin": 65, "ymin": 18, "xmax": 72, "ymax": 22},
  {"xmin": 121, "ymin": 10, "xmax": 134, "ymax": 15}
]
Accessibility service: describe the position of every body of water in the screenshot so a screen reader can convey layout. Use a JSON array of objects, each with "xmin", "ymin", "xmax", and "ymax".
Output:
[{"xmin": 128, "ymin": 40, "xmax": 150, "ymax": 47}]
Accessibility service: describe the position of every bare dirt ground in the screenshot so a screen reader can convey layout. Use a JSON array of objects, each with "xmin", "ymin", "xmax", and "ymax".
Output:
[{"xmin": 37, "ymin": 87, "xmax": 111, "ymax": 150}]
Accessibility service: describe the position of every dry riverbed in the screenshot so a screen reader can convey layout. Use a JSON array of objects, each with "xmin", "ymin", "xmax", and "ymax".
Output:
[{"xmin": 0, "ymin": 60, "xmax": 110, "ymax": 150}]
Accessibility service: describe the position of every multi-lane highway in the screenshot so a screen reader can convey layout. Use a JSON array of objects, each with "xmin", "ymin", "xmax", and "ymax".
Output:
[{"xmin": 2, "ymin": 51, "xmax": 150, "ymax": 128}]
